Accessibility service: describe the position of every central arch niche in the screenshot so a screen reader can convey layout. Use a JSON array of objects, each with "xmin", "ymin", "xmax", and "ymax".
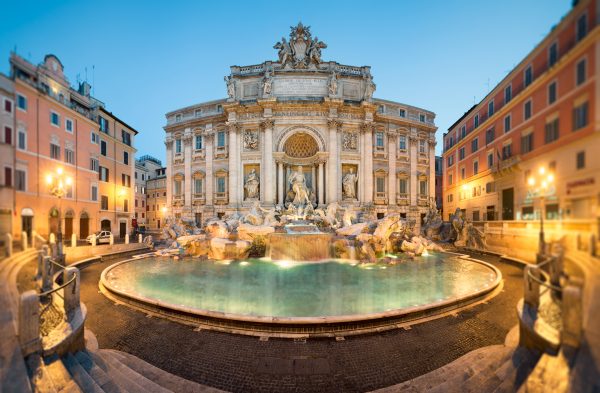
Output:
[{"xmin": 283, "ymin": 133, "xmax": 319, "ymax": 158}]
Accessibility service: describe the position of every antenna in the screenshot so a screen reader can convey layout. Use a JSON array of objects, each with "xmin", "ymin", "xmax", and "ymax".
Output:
[
  {"xmin": 85, "ymin": 67, "xmax": 88, "ymax": 82},
  {"xmin": 92, "ymin": 65, "xmax": 95, "ymax": 96}
]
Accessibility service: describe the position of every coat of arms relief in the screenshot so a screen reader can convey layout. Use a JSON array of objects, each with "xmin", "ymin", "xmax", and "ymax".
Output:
[{"xmin": 274, "ymin": 23, "xmax": 327, "ymax": 69}]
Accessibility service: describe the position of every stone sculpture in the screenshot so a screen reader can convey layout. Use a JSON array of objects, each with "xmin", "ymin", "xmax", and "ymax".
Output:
[
  {"xmin": 244, "ymin": 169, "xmax": 260, "ymax": 199},
  {"xmin": 274, "ymin": 23, "xmax": 327, "ymax": 69},
  {"xmin": 243, "ymin": 130, "xmax": 258, "ymax": 150},
  {"xmin": 328, "ymin": 70, "xmax": 338, "ymax": 96},
  {"xmin": 342, "ymin": 168, "xmax": 358, "ymax": 199},
  {"xmin": 224, "ymin": 75, "xmax": 235, "ymax": 99},
  {"xmin": 262, "ymin": 70, "xmax": 272, "ymax": 96},
  {"xmin": 343, "ymin": 132, "xmax": 358, "ymax": 151},
  {"xmin": 421, "ymin": 197, "xmax": 444, "ymax": 239},
  {"xmin": 364, "ymin": 74, "xmax": 376, "ymax": 100},
  {"xmin": 288, "ymin": 166, "xmax": 311, "ymax": 207}
]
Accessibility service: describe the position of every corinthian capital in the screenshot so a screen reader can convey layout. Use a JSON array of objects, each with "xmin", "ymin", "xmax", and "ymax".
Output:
[
  {"xmin": 260, "ymin": 118, "xmax": 274, "ymax": 129},
  {"xmin": 327, "ymin": 119, "xmax": 341, "ymax": 129},
  {"xmin": 225, "ymin": 121, "xmax": 240, "ymax": 132},
  {"xmin": 360, "ymin": 122, "xmax": 374, "ymax": 134}
]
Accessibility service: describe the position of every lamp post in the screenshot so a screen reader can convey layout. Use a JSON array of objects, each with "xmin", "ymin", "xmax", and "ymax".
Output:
[
  {"xmin": 46, "ymin": 167, "xmax": 73, "ymax": 266},
  {"xmin": 527, "ymin": 167, "xmax": 554, "ymax": 261}
]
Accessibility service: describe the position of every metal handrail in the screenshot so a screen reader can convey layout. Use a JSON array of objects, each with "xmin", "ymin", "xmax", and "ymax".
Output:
[
  {"xmin": 37, "ymin": 273, "xmax": 76, "ymax": 298},
  {"xmin": 527, "ymin": 265, "xmax": 562, "ymax": 293}
]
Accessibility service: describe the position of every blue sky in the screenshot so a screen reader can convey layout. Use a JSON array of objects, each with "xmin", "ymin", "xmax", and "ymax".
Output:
[{"xmin": 0, "ymin": 0, "xmax": 571, "ymax": 162}]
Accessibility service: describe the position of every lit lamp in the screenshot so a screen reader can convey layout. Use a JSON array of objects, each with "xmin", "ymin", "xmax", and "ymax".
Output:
[
  {"xmin": 46, "ymin": 167, "xmax": 73, "ymax": 266},
  {"xmin": 527, "ymin": 167, "xmax": 554, "ymax": 260}
]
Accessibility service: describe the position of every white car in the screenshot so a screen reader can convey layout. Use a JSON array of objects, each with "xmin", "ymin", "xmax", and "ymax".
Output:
[{"xmin": 86, "ymin": 231, "xmax": 112, "ymax": 244}]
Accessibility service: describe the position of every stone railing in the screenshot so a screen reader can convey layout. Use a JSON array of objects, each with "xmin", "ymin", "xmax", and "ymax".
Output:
[
  {"xmin": 214, "ymin": 192, "xmax": 228, "ymax": 205},
  {"xmin": 193, "ymin": 193, "xmax": 206, "ymax": 205}
]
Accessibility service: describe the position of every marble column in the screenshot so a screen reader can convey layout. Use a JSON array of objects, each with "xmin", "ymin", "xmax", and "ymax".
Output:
[
  {"xmin": 205, "ymin": 130, "xmax": 214, "ymax": 206},
  {"xmin": 388, "ymin": 133, "xmax": 396, "ymax": 206},
  {"xmin": 363, "ymin": 123, "xmax": 374, "ymax": 203},
  {"xmin": 262, "ymin": 119, "xmax": 275, "ymax": 205},
  {"xmin": 183, "ymin": 131, "xmax": 192, "ymax": 213},
  {"xmin": 165, "ymin": 138, "xmax": 173, "ymax": 210},
  {"xmin": 311, "ymin": 165, "xmax": 316, "ymax": 195},
  {"xmin": 327, "ymin": 119, "xmax": 339, "ymax": 203},
  {"xmin": 227, "ymin": 123, "xmax": 239, "ymax": 206},
  {"xmin": 277, "ymin": 162, "xmax": 284, "ymax": 205},
  {"xmin": 318, "ymin": 161, "xmax": 324, "ymax": 205},
  {"xmin": 410, "ymin": 130, "xmax": 418, "ymax": 206}
]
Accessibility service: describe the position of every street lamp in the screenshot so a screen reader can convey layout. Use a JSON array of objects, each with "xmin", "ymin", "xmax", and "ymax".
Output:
[
  {"xmin": 46, "ymin": 167, "xmax": 73, "ymax": 266},
  {"xmin": 527, "ymin": 166, "xmax": 554, "ymax": 260}
]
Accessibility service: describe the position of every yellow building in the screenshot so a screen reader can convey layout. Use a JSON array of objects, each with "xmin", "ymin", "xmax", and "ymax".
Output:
[{"xmin": 146, "ymin": 167, "xmax": 167, "ymax": 230}]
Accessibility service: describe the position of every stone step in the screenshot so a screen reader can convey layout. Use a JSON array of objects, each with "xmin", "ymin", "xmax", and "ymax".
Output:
[
  {"xmin": 28, "ymin": 354, "xmax": 59, "ymax": 393},
  {"xmin": 74, "ymin": 351, "xmax": 124, "ymax": 393},
  {"xmin": 478, "ymin": 347, "xmax": 538, "ymax": 392},
  {"xmin": 63, "ymin": 353, "xmax": 105, "ymax": 393},
  {"xmin": 518, "ymin": 352, "xmax": 570, "ymax": 393},
  {"xmin": 42, "ymin": 355, "xmax": 83, "ymax": 393},
  {"xmin": 90, "ymin": 350, "xmax": 172, "ymax": 393},
  {"xmin": 103, "ymin": 349, "xmax": 224, "ymax": 393}
]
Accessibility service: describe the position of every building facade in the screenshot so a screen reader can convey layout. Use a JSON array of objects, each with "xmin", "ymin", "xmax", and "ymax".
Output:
[
  {"xmin": 8, "ymin": 53, "xmax": 138, "ymax": 240},
  {"xmin": 146, "ymin": 167, "xmax": 167, "ymax": 230},
  {"xmin": 134, "ymin": 155, "xmax": 163, "ymax": 229},
  {"xmin": 443, "ymin": 0, "xmax": 600, "ymax": 223},
  {"xmin": 434, "ymin": 156, "xmax": 443, "ymax": 214},
  {"xmin": 164, "ymin": 24, "xmax": 437, "ymax": 229},
  {"xmin": 0, "ymin": 74, "xmax": 15, "ymax": 235}
]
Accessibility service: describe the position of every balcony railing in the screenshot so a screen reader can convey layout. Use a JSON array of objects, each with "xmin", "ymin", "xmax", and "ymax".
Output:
[
  {"xmin": 396, "ymin": 194, "xmax": 409, "ymax": 205},
  {"xmin": 374, "ymin": 192, "xmax": 387, "ymax": 205},
  {"xmin": 192, "ymin": 193, "xmax": 205, "ymax": 205},
  {"xmin": 214, "ymin": 192, "xmax": 228, "ymax": 204},
  {"xmin": 215, "ymin": 145, "xmax": 228, "ymax": 159}
]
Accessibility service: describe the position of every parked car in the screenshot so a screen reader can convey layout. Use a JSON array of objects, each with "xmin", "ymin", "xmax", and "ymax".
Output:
[{"xmin": 86, "ymin": 231, "xmax": 112, "ymax": 244}]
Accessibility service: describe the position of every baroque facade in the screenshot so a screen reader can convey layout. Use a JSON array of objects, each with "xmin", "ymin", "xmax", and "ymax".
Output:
[{"xmin": 164, "ymin": 23, "xmax": 437, "ymax": 228}]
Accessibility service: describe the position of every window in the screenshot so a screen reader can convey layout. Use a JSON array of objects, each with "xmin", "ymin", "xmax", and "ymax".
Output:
[
  {"xmin": 375, "ymin": 132, "xmax": 384, "ymax": 149},
  {"xmin": 50, "ymin": 111, "xmax": 60, "ymax": 127},
  {"xmin": 576, "ymin": 13, "xmax": 587, "ymax": 42},
  {"xmin": 548, "ymin": 81, "xmax": 557, "ymax": 104},
  {"xmin": 99, "ymin": 166, "xmax": 109, "ymax": 182},
  {"xmin": 217, "ymin": 131, "xmax": 226, "ymax": 147},
  {"xmin": 101, "ymin": 195, "xmax": 108, "ymax": 210},
  {"xmin": 399, "ymin": 135, "xmax": 407, "ymax": 150},
  {"xmin": 91, "ymin": 131, "xmax": 99, "ymax": 144},
  {"xmin": 174, "ymin": 180, "xmax": 182, "ymax": 195},
  {"xmin": 121, "ymin": 130, "xmax": 131, "ymax": 146},
  {"xmin": 548, "ymin": 42, "xmax": 558, "ymax": 67},
  {"xmin": 376, "ymin": 177, "xmax": 385, "ymax": 193},
  {"xmin": 18, "ymin": 129, "xmax": 26, "ymax": 150},
  {"xmin": 447, "ymin": 155, "xmax": 454, "ymax": 167},
  {"xmin": 545, "ymin": 118, "xmax": 560, "ymax": 143},
  {"xmin": 486, "ymin": 128, "xmax": 495, "ymax": 144},
  {"xmin": 217, "ymin": 177, "xmax": 226, "ymax": 193},
  {"xmin": 65, "ymin": 119, "xmax": 73, "ymax": 133},
  {"xmin": 460, "ymin": 167, "xmax": 465, "ymax": 180},
  {"xmin": 460, "ymin": 125, "xmax": 466, "ymax": 139},
  {"xmin": 65, "ymin": 183, "xmax": 73, "ymax": 199},
  {"xmin": 15, "ymin": 169, "xmax": 25, "ymax": 191},
  {"xmin": 99, "ymin": 116, "xmax": 109, "ymax": 133},
  {"xmin": 175, "ymin": 139, "xmax": 182, "ymax": 153},
  {"xmin": 195, "ymin": 135, "xmax": 203, "ymax": 150},
  {"xmin": 135, "ymin": 199, "xmax": 138, "ymax": 208},
  {"xmin": 419, "ymin": 114, "xmax": 426, "ymax": 122},
  {"xmin": 399, "ymin": 109, "xmax": 406, "ymax": 117},
  {"xmin": 419, "ymin": 180, "xmax": 427, "ymax": 196},
  {"xmin": 123, "ymin": 151, "xmax": 129, "ymax": 165},
  {"xmin": 459, "ymin": 147, "xmax": 465, "ymax": 160},
  {"xmin": 90, "ymin": 158, "xmax": 99, "ymax": 172},
  {"xmin": 141, "ymin": 174, "xmax": 145, "ymax": 181},
  {"xmin": 487, "ymin": 152, "xmax": 494, "ymax": 169},
  {"xmin": 473, "ymin": 160, "xmax": 479, "ymax": 175},
  {"xmin": 471, "ymin": 137, "xmax": 478, "ymax": 153},
  {"xmin": 488, "ymin": 100, "xmax": 494, "ymax": 117},
  {"xmin": 524, "ymin": 100, "xmax": 532, "ymax": 120},
  {"xmin": 448, "ymin": 174, "xmax": 453, "ymax": 185},
  {"xmin": 399, "ymin": 178, "xmax": 408, "ymax": 194},
  {"xmin": 504, "ymin": 85, "xmax": 512, "ymax": 103},
  {"xmin": 576, "ymin": 59, "xmax": 586, "ymax": 86},
  {"xmin": 524, "ymin": 65, "xmax": 533, "ymax": 87},
  {"xmin": 195, "ymin": 109, "xmax": 202, "ymax": 117},
  {"xmin": 419, "ymin": 140, "xmax": 426, "ymax": 153},
  {"xmin": 474, "ymin": 114, "xmax": 479, "ymax": 128},
  {"xmin": 4, "ymin": 167, "xmax": 11, "ymax": 187},
  {"xmin": 65, "ymin": 149, "xmax": 75, "ymax": 164},
  {"xmin": 502, "ymin": 143, "xmax": 512, "ymax": 159},
  {"xmin": 50, "ymin": 143, "xmax": 60, "ymax": 160},
  {"xmin": 100, "ymin": 140, "xmax": 107, "ymax": 156},
  {"xmin": 123, "ymin": 199, "xmax": 129, "ymax": 212},
  {"xmin": 4, "ymin": 98, "xmax": 12, "ymax": 113},
  {"xmin": 17, "ymin": 94, "xmax": 27, "ymax": 111},
  {"xmin": 504, "ymin": 115, "xmax": 511, "ymax": 133},
  {"xmin": 194, "ymin": 178, "xmax": 203, "ymax": 194},
  {"xmin": 576, "ymin": 151, "xmax": 585, "ymax": 170},
  {"xmin": 447, "ymin": 194, "xmax": 453, "ymax": 202},
  {"xmin": 486, "ymin": 182, "xmax": 495, "ymax": 193},
  {"xmin": 91, "ymin": 185, "xmax": 98, "ymax": 201},
  {"xmin": 122, "ymin": 174, "xmax": 131, "ymax": 187},
  {"xmin": 4, "ymin": 126, "xmax": 12, "ymax": 145},
  {"xmin": 175, "ymin": 114, "xmax": 182, "ymax": 122},
  {"xmin": 573, "ymin": 102, "xmax": 588, "ymax": 130},
  {"xmin": 521, "ymin": 133, "xmax": 534, "ymax": 154}
]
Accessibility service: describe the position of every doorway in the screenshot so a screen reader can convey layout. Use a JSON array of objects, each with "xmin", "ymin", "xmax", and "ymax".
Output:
[
  {"xmin": 101, "ymin": 219, "xmax": 111, "ymax": 232},
  {"xmin": 119, "ymin": 222, "xmax": 126, "ymax": 239},
  {"xmin": 502, "ymin": 188, "xmax": 514, "ymax": 220},
  {"xmin": 79, "ymin": 213, "xmax": 89, "ymax": 239},
  {"xmin": 21, "ymin": 208, "xmax": 34, "ymax": 241}
]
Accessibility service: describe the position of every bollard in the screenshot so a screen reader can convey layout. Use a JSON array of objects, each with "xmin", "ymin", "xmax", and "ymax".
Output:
[
  {"xmin": 125, "ymin": 233, "xmax": 129, "ymax": 245},
  {"xmin": 71, "ymin": 233, "xmax": 77, "ymax": 248},
  {"xmin": 31, "ymin": 231, "xmax": 36, "ymax": 249},
  {"xmin": 523, "ymin": 265, "xmax": 540, "ymax": 308},
  {"xmin": 109, "ymin": 233, "xmax": 114, "ymax": 246},
  {"xmin": 549, "ymin": 250, "xmax": 564, "ymax": 291},
  {"xmin": 63, "ymin": 267, "xmax": 80, "ymax": 318},
  {"xmin": 138, "ymin": 234, "xmax": 142, "ymax": 244},
  {"xmin": 91, "ymin": 234, "xmax": 96, "ymax": 247},
  {"xmin": 36, "ymin": 251, "xmax": 43, "ymax": 280},
  {"xmin": 49, "ymin": 233, "xmax": 56, "ymax": 244},
  {"xmin": 18, "ymin": 290, "xmax": 41, "ymax": 356},
  {"xmin": 41, "ymin": 244, "xmax": 49, "ymax": 257},
  {"xmin": 590, "ymin": 233, "xmax": 597, "ymax": 257},
  {"xmin": 41, "ymin": 256, "xmax": 53, "ymax": 292},
  {"xmin": 6, "ymin": 233, "xmax": 13, "ymax": 257},
  {"xmin": 562, "ymin": 277, "xmax": 584, "ymax": 348},
  {"xmin": 22, "ymin": 231, "xmax": 28, "ymax": 251}
]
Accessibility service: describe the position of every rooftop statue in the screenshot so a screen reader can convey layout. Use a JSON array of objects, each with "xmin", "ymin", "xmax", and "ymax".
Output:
[{"xmin": 274, "ymin": 22, "xmax": 327, "ymax": 69}]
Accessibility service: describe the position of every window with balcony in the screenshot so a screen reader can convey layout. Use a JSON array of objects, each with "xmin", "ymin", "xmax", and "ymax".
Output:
[
  {"xmin": 99, "ymin": 116, "xmax": 109, "ymax": 134},
  {"xmin": 50, "ymin": 143, "xmax": 60, "ymax": 160},
  {"xmin": 545, "ymin": 118, "xmax": 559, "ymax": 143},
  {"xmin": 502, "ymin": 143, "xmax": 512, "ymax": 159},
  {"xmin": 99, "ymin": 166, "xmax": 109, "ymax": 182},
  {"xmin": 101, "ymin": 195, "xmax": 108, "ymax": 210},
  {"xmin": 399, "ymin": 135, "xmax": 407, "ymax": 150},
  {"xmin": 100, "ymin": 140, "xmax": 107, "ymax": 156},
  {"xmin": 521, "ymin": 133, "xmax": 534, "ymax": 154},
  {"xmin": 195, "ymin": 135, "xmax": 203, "ymax": 150},
  {"xmin": 573, "ymin": 102, "xmax": 588, "ymax": 131}
]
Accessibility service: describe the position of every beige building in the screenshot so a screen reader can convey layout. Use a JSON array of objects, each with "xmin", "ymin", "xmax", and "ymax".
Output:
[
  {"xmin": 134, "ymin": 155, "xmax": 163, "ymax": 229},
  {"xmin": 164, "ymin": 24, "xmax": 437, "ymax": 229},
  {"xmin": 146, "ymin": 167, "xmax": 167, "ymax": 229},
  {"xmin": 0, "ymin": 74, "xmax": 15, "ymax": 235}
]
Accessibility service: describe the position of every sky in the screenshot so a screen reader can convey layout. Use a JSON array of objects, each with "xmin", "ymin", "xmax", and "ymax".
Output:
[{"xmin": 0, "ymin": 0, "xmax": 572, "ymax": 162}]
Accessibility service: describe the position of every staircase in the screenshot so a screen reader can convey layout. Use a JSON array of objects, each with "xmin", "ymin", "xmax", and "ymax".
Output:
[{"xmin": 27, "ymin": 348, "xmax": 224, "ymax": 393}]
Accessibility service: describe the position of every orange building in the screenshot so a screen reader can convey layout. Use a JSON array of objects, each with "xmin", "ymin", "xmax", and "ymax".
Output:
[{"xmin": 443, "ymin": 0, "xmax": 600, "ymax": 223}]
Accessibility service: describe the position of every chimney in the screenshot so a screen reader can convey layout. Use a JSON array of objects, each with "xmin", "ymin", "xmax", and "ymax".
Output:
[{"xmin": 78, "ymin": 81, "xmax": 91, "ymax": 97}]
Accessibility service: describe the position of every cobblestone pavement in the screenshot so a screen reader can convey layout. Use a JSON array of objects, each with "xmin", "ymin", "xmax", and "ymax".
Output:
[{"xmin": 79, "ymin": 254, "xmax": 523, "ymax": 393}]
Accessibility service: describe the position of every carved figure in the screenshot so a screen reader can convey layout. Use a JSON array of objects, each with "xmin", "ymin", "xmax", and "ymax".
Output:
[
  {"xmin": 262, "ymin": 70, "xmax": 272, "ymax": 96},
  {"xmin": 364, "ymin": 74, "xmax": 376, "ymax": 100},
  {"xmin": 273, "ymin": 23, "xmax": 327, "ymax": 69},
  {"xmin": 243, "ymin": 130, "xmax": 258, "ymax": 150},
  {"xmin": 274, "ymin": 37, "xmax": 292, "ymax": 66},
  {"xmin": 343, "ymin": 132, "xmax": 358, "ymax": 151},
  {"xmin": 288, "ymin": 166, "xmax": 311, "ymax": 207},
  {"xmin": 224, "ymin": 76, "xmax": 235, "ymax": 99},
  {"xmin": 244, "ymin": 169, "xmax": 260, "ymax": 199},
  {"xmin": 328, "ymin": 71, "xmax": 338, "ymax": 96},
  {"xmin": 308, "ymin": 36, "xmax": 327, "ymax": 65},
  {"xmin": 342, "ymin": 168, "xmax": 358, "ymax": 199}
]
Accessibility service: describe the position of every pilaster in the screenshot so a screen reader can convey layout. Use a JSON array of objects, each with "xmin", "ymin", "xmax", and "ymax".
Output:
[
  {"xmin": 227, "ymin": 122, "xmax": 239, "ymax": 206},
  {"xmin": 204, "ymin": 126, "xmax": 214, "ymax": 206},
  {"xmin": 410, "ymin": 128, "xmax": 418, "ymax": 206},
  {"xmin": 183, "ymin": 129, "xmax": 193, "ymax": 215},
  {"xmin": 362, "ymin": 122, "xmax": 374, "ymax": 203},
  {"xmin": 388, "ymin": 132, "xmax": 397, "ymax": 206},
  {"xmin": 327, "ymin": 119, "xmax": 340, "ymax": 203},
  {"xmin": 165, "ymin": 137, "xmax": 173, "ymax": 211},
  {"xmin": 261, "ymin": 118, "xmax": 275, "ymax": 205}
]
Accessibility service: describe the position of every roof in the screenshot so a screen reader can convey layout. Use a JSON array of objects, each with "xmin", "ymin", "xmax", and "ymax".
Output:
[
  {"xmin": 447, "ymin": 105, "xmax": 477, "ymax": 132},
  {"xmin": 99, "ymin": 107, "xmax": 139, "ymax": 135}
]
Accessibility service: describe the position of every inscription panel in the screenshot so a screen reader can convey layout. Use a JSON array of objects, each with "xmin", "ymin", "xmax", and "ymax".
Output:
[{"xmin": 273, "ymin": 77, "xmax": 328, "ymax": 96}]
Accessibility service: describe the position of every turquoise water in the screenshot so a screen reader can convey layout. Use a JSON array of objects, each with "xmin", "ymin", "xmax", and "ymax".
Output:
[{"xmin": 104, "ymin": 254, "xmax": 497, "ymax": 318}]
